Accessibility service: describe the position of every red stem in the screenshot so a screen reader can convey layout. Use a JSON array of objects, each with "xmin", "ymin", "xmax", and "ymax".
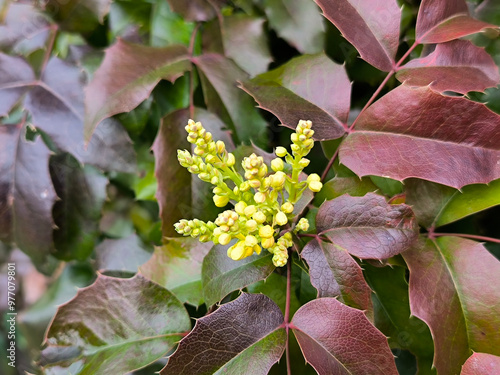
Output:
[
  {"xmin": 320, "ymin": 147, "xmax": 340, "ymax": 182},
  {"xmin": 40, "ymin": 25, "xmax": 58, "ymax": 76},
  {"xmin": 432, "ymin": 233, "xmax": 500, "ymax": 244},
  {"xmin": 285, "ymin": 255, "xmax": 292, "ymax": 375}
]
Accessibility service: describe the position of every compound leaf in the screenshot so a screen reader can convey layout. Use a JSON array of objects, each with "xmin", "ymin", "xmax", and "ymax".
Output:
[
  {"xmin": 340, "ymin": 85, "xmax": 500, "ymax": 189},
  {"xmin": 42, "ymin": 274, "xmax": 190, "ymax": 375},
  {"xmin": 316, "ymin": 193, "xmax": 418, "ymax": 259},
  {"xmin": 291, "ymin": 298, "xmax": 398, "ymax": 375},
  {"xmin": 160, "ymin": 293, "xmax": 286, "ymax": 375}
]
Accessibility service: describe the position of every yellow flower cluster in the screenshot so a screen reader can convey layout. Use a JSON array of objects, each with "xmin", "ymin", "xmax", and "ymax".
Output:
[{"xmin": 174, "ymin": 119, "xmax": 322, "ymax": 267}]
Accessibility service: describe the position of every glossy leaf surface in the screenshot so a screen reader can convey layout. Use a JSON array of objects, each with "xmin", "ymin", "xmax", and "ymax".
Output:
[
  {"xmin": 84, "ymin": 39, "xmax": 190, "ymax": 140},
  {"xmin": 139, "ymin": 237, "xmax": 212, "ymax": 306},
  {"xmin": 292, "ymin": 298, "xmax": 398, "ymax": 375},
  {"xmin": 96, "ymin": 234, "xmax": 152, "ymax": 274},
  {"xmin": 397, "ymin": 40, "xmax": 500, "ymax": 93},
  {"xmin": 166, "ymin": 0, "xmax": 225, "ymax": 22},
  {"xmin": 46, "ymin": 0, "xmax": 112, "ymax": 33},
  {"xmin": 202, "ymin": 245, "xmax": 275, "ymax": 307},
  {"xmin": 403, "ymin": 237, "xmax": 500, "ymax": 375},
  {"xmin": 161, "ymin": 293, "xmax": 286, "ymax": 375},
  {"xmin": 241, "ymin": 53, "xmax": 349, "ymax": 140},
  {"xmin": 43, "ymin": 274, "xmax": 190, "ymax": 374},
  {"xmin": 316, "ymin": 193, "xmax": 418, "ymax": 259},
  {"xmin": 416, "ymin": 0, "xmax": 497, "ymax": 43},
  {"xmin": 315, "ymin": 0, "xmax": 401, "ymax": 71},
  {"xmin": 301, "ymin": 238, "xmax": 373, "ymax": 315},
  {"xmin": 340, "ymin": 86, "xmax": 500, "ymax": 189},
  {"xmin": 461, "ymin": 353, "xmax": 500, "ymax": 375}
]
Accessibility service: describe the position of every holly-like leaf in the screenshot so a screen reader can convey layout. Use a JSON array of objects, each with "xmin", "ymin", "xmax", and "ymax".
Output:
[
  {"xmin": 96, "ymin": 234, "xmax": 152, "ymax": 275},
  {"xmin": 461, "ymin": 353, "xmax": 500, "ymax": 375},
  {"xmin": 316, "ymin": 193, "xmax": 418, "ymax": 259},
  {"xmin": 291, "ymin": 298, "xmax": 398, "ymax": 375},
  {"xmin": 0, "ymin": 124, "xmax": 56, "ymax": 268},
  {"xmin": 46, "ymin": 0, "xmax": 112, "ymax": 33},
  {"xmin": 166, "ymin": 0, "xmax": 225, "ymax": 22},
  {"xmin": 153, "ymin": 107, "xmax": 233, "ymax": 237},
  {"xmin": 0, "ymin": 3, "xmax": 52, "ymax": 54},
  {"xmin": 0, "ymin": 53, "xmax": 136, "ymax": 173},
  {"xmin": 406, "ymin": 179, "xmax": 500, "ymax": 228},
  {"xmin": 403, "ymin": 237, "xmax": 500, "ymax": 375},
  {"xmin": 139, "ymin": 237, "xmax": 212, "ymax": 306},
  {"xmin": 193, "ymin": 53, "xmax": 267, "ymax": 144},
  {"xmin": 50, "ymin": 154, "xmax": 108, "ymax": 261},
  {"xmin": 160, "ymin": 293, "xmax": 286, "ymax": 375},
  {"xmin": 260, "ymin": 0, "xmax": 325, "ymax": 54},
  {"xmin": 301, "ymin": 238, "xmax": 373, "ymax": 316},
  {"xmin": 363, "ymin": 264, "xmax": 435, "ymax": 375},
  {"xmin": 313, "ymin": 176, "xmax": 377, "ymax": 204},
  {"xmin": 42, "ymin": 274, "xmax": 190, "ymax": 375},
  {"xmin": 397, "ymin": 40, "xmax": 500, "ymax": 94},
  {"xmin": 202, "ymin": 245, "xmax": 275, "ymax": 307},
  {"xmin": 84, "ymin": 39, "xmax": 191, "ymax": 140},
  {"xmin": 415, "ymin": 0, "xmax": 498, "ymax": 44},
  {"xmin": 475, "ymin": 0, "xmax": 500, "ymax": 26},
  {"xmin": 240, "ymin": 53, "xmax": 349, "ymax": 140},
  {"xmin": 340, "ymin": 85, "xmax": 500, "ymax": 189},
  {"xmin": 315, "ymin": 0, "xmax": 401, "ymax": 72}
]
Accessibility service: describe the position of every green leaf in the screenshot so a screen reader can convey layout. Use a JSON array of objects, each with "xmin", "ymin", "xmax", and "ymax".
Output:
[
  {"xmin": 84, "ymin": 39, "xmax": 191, "ymax": 140},
  {"xmin": 96, "ymin": 234, "xmax": 152, "ymax": 275},
  {"xmin": 370, "ymin": 176, "xmax": 404, "ymax": 197},
  {"xmin": 50, "ymin": 154, "xmax": 108, "ymax": 261},
  {"xmin": 151, "ymin": 0, "xmax": 194, "ymax": 47},
  {"xmin": 241, "ymin": 53, "xmax": 349, "ymax": 141},
  {"xmin": 166, "ymin": 0, "xmax": 225, "ymax": 22},
  {"xmin": 160, "ymin": 293, "xmax": 286, "ymax": 375},
  {"xmin": 46, "ymin": 0, "xmax": 112, "ymax": 33},
  {"xmin": 363, "ymin": 264, "xmax": 435, "ymax": 375},
  {"xmin": 406, "ymin": 178, "xmax": 500, "ymax": 228},
  {"xmin": 193, "ymin": 53, "xmax": 268, "ymax": 144},
  {"xmin": 139, "ymin": 237, "xmax": 212, "ymax": 306},
  {"xmin": 42, "ymin": 274, "xmax": 191, "ymax": 375},
  {"xmin": 202, "ymin": 245, "xmax": 275, "ymax": 306},
  {"xmin": 403, "ymin": 237, "xmax": 500, "ymax": 375},
  {"xmin": 261, "ymin": 0, "xmax": 325, "ymax": 54},
  {"xmin": 313, "ymin": 176, "xmax": 377, "ymax": 204}
]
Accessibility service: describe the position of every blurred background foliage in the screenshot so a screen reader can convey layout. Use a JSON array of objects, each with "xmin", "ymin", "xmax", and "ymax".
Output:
[{"xmin": 0, "ymin": 0, "xmax": 499, "ymax": 374}]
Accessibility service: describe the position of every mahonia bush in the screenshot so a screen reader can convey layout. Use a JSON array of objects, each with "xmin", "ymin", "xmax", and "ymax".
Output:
[{"xmin": 174, "ymin": 119, "xmax": 320, "ymax": 267}]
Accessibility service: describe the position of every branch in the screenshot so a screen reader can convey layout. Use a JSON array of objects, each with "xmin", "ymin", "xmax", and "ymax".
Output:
[{"xmin": 432, "ymin": 232, "xmax": 500, "ymax": 244}]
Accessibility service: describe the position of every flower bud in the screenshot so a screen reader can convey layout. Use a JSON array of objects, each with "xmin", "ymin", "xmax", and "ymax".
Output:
[
  {"xmin": 275, "ymin": 211, "xmax": 288, "ymax": 226},
  {"xmin": 245, "ymin": 219, "xmax": 258, "ymax": 232},
  {"xmin": 271, "ymin": 158, "xmax": 284, "ymax": 172},
  {"xmin": 244, "ymin": 205, "xmax": 257, "ymax": 217},
  {"xmin": 216, "ymin": 140, "xmax": 225, "ymax": 154},
  {"xmin": 249, "ymin": 179, "xmax": 261, "ymax": 188},
  {"xmin": 308, "ymin": 181, "xmax": 323, "ymax": 192},
  {"xmin": 307, "ymin": 173, "xmax": 321, "ymax": 182},
  {"xmin": 213, "ymin": 195, "xmax": 230, "ymax": 207},
  {"xmin": 234, "ymin": 201, "xmax": 247, "ymax": 215},
  {"xmin": 259, "ymin": 225, "xmax": 274, "ymax": 238},
  {"xmin": 254, "ymin": 192, "xmax": 266, "ymax": 203},
  {"xmin": 253, "ymin": 211, "xmax": 267, "ymax": 224},
  {"xmin": 281, "ymin": 202, "xmax": 294, "ymax": 214},
  {"xmin": 275, "ymin": 147, "xmax": 287, "ymax": 157},
  {"xmin": 270, "ymin": 171, "xmax": 286, "ymax": 188},
  {"xmin": 261, "ymin": 237, "xmax": 275, "ymax": 249},
  {"xmin": 227, "ymin": 241, "xmax": 245, "ymax": 260},
  {"xmin": 299, "ymin": 158, "xmax": 310, "ymax": 168},
  {"xmin": 245, "ymin": 235, "xmax": 258, "ymax": 247},
  {"xmin": 226, "ymin": 153, "xmax": 235, "ymax": 167},
  {"xmin": 296, "ymin": 218, "xmax": 310, "ymax": 232},
  {"xmin": 219, "ymin": 233, "xmax": 232, "ymax": 245},
  {"xmin": 213, "ymin": 187, "xmax": 224, "ymax": 195},
  {"xmin": 239, "ymin": 181, "xmax": 251, "ymax": 192},
  {"xmin": 211, "ymin": 176, "xmax": 219, "ymax": 185}
]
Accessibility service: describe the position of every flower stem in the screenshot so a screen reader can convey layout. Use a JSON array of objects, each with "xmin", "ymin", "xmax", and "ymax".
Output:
[
  {"xmin": 285, "ymin": 254, "xmax": 292, "ymax": 375},
  {"xmin": 188, "ymin": 24, "xmax": 201, "ymax": 119},
  {"xmin": 432, "ymin": 233, "xmax": 500, "ymax": 244}
]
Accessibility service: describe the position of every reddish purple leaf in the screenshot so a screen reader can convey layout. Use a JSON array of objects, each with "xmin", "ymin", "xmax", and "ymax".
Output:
[
  {"xmin": 416, "ymin": 0, "xmax": 498, "ymax": 43},
  {"xmin": 316, "ymin": 193, "xmax": 418, "ymax": 259},
  {"xmin": 240, "ymin": 53, "xmax": 349, "ymax": 140},
  {"xmin": 161, "ymin": 293, "xmax": 286, "ymax": 375},
  {"xmin": 397, "ymin": 40, "xmax": 500, "ymax": 93},
  {"xmin": 84, "ymin": 39, "xmax": 190, "ymax": 140},
  {"xmin": 166, "ymin": 0, "xmax": 225, "ymax": 22},
  {"xmin": 0, "ymin": 54, "xmax": 35, "ymax": 116},
  {"xmin": 292, "ymin": 298, "xmax": 398, "ymax": 375},
  {"xmin": 301, "ymin": 238, "xmax": 373, "ymax": 316},
  {"xmin": 462, "ymin": 353, "xmax": 500, "ymax": 375},
  {"xmin": 0, "ymin": 124, "xmax": 56, "ymax": 267},
  {"xmin": 315, "ymin": 0, "xmax": 401, "ymax": 71},
  {"xmin": 403, "ymin": 237, "xmax": 500, "ymax": 375},
  {"xmin": 340, "ymin": 85, "xmax": 500, "ymax": 189}
]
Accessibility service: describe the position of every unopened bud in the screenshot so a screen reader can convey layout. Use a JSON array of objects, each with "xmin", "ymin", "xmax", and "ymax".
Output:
[
  {"xmin": 213, "ymin": 195, "xmax": 230, "ymax": 207},
  {"xmin": 254, "ymin": 192, "xmax": 266, "ymax": 203},
  {"xmin": 281, "ymin": 202, "xmax": 294, "ymax": 214},
  {"xmin": 234, "ymin": 201, "xmax": 247, "ymax": 215},
  {"xmin": 275, "ymin": 211, "xmax": 288, "ymax": 226},
  {"xmin": 308, "ymin": 181, "xmax": 323, "ymax": 192},
  {"xmin": 261, "ymin": 237, "xmax": 275, "ymax": 249},
  {"xmin": 253, "ymin": 211, "xmax": 267, "ymax": 224},
  {"xmin": 259, "ymin": 225, "xmax": 274, "ymax": 238},
  {"xmin": 226, "ymin": 153, "xmax": 235, "ymax": 167},
  {"xmin": 271, "ymin": 158, "xmax": 284, "ymax": 172},
  {"xmin": 219, "ymin": 233, "xmax": 232, "ymax": 245},
  {"xmin": 275, "ymin": 147, "xmax": 287, "ymax": 157},
  {"xmin": 244, "ymin": 205, "xmax": 257, "ymax": 217},
  {"xmin": 299, "ymin": 158, "xmax": 310, "ymax": 168}
]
